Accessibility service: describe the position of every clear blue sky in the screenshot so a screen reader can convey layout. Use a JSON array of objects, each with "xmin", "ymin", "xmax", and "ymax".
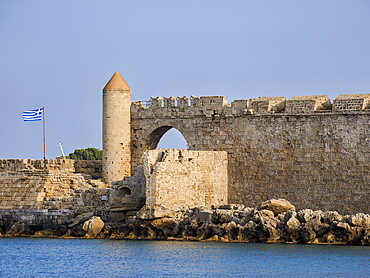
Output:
[{"xmin": 1, "ymin": 1, "xmax": 370, "ymax": 159}]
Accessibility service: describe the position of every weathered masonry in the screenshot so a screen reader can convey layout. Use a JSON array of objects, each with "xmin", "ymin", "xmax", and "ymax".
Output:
[
  {"xmin": 103, "ymin": 71, "xmax": 370, "ymax": 214},
  {"xmin": 143, "ymin": 149, "xmax": 228, "ymax": 212},
  {"xmin": 0, "ymin": 158, "xmax": 108, "ymax": 224}
]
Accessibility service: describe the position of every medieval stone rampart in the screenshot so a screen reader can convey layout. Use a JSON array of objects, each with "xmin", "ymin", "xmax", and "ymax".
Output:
[
  {"xmin": 0, "ymin": 158, "xmax": 109, "ymax": 224},
  {"xmin": 128, "ymin": 93, "xmax": 370, "ymax": 215},
  {"xmin": 73, "ymin": 160, "xmax": 102, "ymax": 178},
  {"xmin": 143, "ymin": 149, "xmax": 228, "ymax": 212}
]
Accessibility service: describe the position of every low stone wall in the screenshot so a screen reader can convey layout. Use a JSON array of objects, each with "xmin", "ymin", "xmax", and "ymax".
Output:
[
  {"xmin": 0, "ymin": 209, "xmax": 72, "ymax": 225},
  {"xmin": 0, "ymin": 158, "xmax": 74, "ymax": 173},
  {"xmin": 143, "ymin": 149, "xmax": 228, "ymax": 212},
  {"xmin": 0, "ymin": 158, "xmax": 110, "ymax": 225},
  {"xmin": 73, "ymin": 160, "xmax": 102, "ymax": 178}
]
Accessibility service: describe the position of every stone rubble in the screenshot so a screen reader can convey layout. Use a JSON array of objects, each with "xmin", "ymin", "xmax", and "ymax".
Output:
[{"xmin": 1, "ymin": 199, "xmax": 370, "ymax": 246}]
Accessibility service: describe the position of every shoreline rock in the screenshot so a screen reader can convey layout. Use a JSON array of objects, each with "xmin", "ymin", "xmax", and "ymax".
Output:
[{"xmin": 1, "ymin": 199, "xmax": 369, "ymax": 246}]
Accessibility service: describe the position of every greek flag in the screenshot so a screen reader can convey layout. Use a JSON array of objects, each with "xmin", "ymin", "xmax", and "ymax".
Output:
[{"xmin": 23, "ymin": 108, "xmax": 43, "ymax": 121}]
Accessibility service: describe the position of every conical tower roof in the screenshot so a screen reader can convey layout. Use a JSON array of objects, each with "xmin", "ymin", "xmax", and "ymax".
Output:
[{"xmin": 103, "ymin": 71, "xmax": 131, "ymax": 90}]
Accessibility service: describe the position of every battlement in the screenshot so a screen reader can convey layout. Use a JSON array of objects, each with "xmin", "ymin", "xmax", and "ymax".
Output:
[
  {"xmin": 131, "ymin": 93, "xmax": 370, "ymax": 118},
  {"xmin": 132, "ymin": 96, "xmax": 228, "ymax": 109},
  {"xmin": 285, "ymin": 95, "xmax": 332, "ymax": 114},
  {"xmin": 333, "ymin": 94, "xmax": 370, "ymax": 112},
  {"xmin": 0, "ymin": 158, "xmax": 75, "ymax": 173},
  {"xmin": 0, "ymin": 159, "xmax": 102, "ymax": 178},
  {"xmin": 249, "ymin": 96, "xmax": 286, "ymax": 114}
]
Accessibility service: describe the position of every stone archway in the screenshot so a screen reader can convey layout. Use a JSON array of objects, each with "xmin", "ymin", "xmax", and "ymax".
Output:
[
  {"xmin": 131, "ymin": 119, "xmax": 196, "ymax": 175},
  {"xmin": 144, "ymin": 126, "xmax": 189, "ymax": 150},
  {"xmin": 144, "ymin": 126, "xmax": 173, "ymax": 150}
]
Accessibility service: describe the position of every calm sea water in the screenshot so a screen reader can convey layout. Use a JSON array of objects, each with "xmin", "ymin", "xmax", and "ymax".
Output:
[{"xmin": 0, "ymin": 238, "xmax": 369, "ymax": 277}]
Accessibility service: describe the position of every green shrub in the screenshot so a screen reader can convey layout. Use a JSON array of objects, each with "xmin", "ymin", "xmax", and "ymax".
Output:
[{"xmin": 69, "ymin": 147, "xmax": 102, "ymax": 160}]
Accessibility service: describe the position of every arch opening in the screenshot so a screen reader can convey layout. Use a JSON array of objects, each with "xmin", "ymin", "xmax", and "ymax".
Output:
[
  {"xmin": 117, "ymin": 186, "xmax": 131, "ymax": 197},
  {"xmin": 145, "ymin": 126, "xmax": 188, "ymax": 150}
]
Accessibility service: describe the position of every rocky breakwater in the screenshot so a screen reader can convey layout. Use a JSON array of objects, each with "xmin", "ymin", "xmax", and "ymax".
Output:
[
  {"xmin": 0, "ymin": 210, "xmax": 107, "ymax": 239},
  {"xmin": 103, "ymin": 199, "xmax": 370, "ymax": 245},
  {"xmin": 1, "ymin": 199, "xmax": 370, "ymax": 245}
]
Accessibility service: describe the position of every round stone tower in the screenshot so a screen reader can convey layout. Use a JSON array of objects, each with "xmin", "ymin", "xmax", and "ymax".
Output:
[{"xmin": 102, "ymin": 71, "xmax": 131, "ymax": 184}]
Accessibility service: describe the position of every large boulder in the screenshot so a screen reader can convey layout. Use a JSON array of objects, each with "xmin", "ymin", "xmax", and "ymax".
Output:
[
  {"xmin": 265, "ymin": 227, "xmax": 281, "ymax": 243},
  {"xmin": 286, "ymin": 217, "xmax": 301, "ymax": 230},
  {"xmin": 256, "ymin": 199, "xmax": 295, "ymax": 216},
  {"xmin": 321, "ymin": 211, "xmax": 342, "ymax": 224},
  {"xmin": 5, "ymin": 222, "xmax": 30, "ymax": 237},
  {"xmin": 297, "ymin": 209, "xmax": 322, "ymax": 223},
  {"xmin": 361, "ymin": 232, "xmax": 370, "ymax": 246},
  {"xmin": 83, "ymin": 216, "xmax": 104, "ymax": 238},
  {"xmin": 151, "ymin": 218, "xmax": 177, "ymax": 236},
  {"xmin": 346, "ymin": 213, "xmax": 370, "ymax": 227},
  {"xmin": 225, "ymin": 221, "xmax": 239, "ymax": 240},
  {"xmin": 255, "ymin": 209, "xmax": 275, "ymax": 219},
  {"xmin": 282, "ymin": 211, "xmax": 297, "ymax": 224},
  {"xmin": 68, "ymin": 212, "xmax": 94, "ymax": 228},
  {"xmin": 196, "ymin": 209, "xmax": 213, "ymax": 223},
  {"xmin": 300, "ymin": 224, "xmax": 317, "ymax": 243},
  {"xmin": 137, "ymin": 205, "xmax": 174, "ymax": 220},
  {"xmin": 212, "ymin": 210, "xmax": 233, "ymax": 224}
]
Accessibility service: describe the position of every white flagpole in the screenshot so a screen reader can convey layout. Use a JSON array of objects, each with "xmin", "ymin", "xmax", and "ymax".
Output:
[{"xmin": 43, "ymin": 106, "xmax": 46, "ymax": 160}]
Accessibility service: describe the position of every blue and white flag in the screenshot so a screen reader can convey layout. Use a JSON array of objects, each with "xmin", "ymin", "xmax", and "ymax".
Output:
[{"xmin": 23, "ymin": 108, "xmax": 43, "ymax": 121}]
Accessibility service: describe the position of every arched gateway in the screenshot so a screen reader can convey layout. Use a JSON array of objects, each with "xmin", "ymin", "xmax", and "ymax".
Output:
[{"xmin": 103, "ymin": 71, "xmax": 370, "ymax": 214}]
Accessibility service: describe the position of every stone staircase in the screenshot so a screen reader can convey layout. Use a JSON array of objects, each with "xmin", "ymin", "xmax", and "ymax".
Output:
[{"xmin": 80, "ymin": 174, "xmax": 109, "ymax": 189}]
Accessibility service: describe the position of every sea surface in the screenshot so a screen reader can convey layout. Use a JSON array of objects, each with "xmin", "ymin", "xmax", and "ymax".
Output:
[{"xmin": 0, "ymin": 238, "xmax": 369, "ymax": 277}]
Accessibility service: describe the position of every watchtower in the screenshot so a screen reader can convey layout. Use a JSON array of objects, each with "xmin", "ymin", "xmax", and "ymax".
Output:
[{"xmin": 102, "ymin": 71, "xmax": 131, "ymax": 184}]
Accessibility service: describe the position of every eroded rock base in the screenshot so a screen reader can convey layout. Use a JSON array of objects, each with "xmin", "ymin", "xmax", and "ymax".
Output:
[{"xmin": 1, "ymin": 200, "xmax": 370, "ymax": 246}]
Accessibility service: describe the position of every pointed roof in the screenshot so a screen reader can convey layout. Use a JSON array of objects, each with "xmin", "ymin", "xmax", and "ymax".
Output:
[{"xmin": 103, "ymin": 71, "xmax": 131, "ymax": 90}]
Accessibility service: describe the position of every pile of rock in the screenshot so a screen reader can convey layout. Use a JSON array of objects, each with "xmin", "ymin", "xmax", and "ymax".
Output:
[
  {"xmin": 101, "ymin": 199, "xmax": 370, "ymax": 245},
  {"xmin": 0, "ymin": 211, "xmax": 106, "ymax": 239},
  {"xmin": 1, "ymin": 199, "xmax": 370, "ymax": 246}
]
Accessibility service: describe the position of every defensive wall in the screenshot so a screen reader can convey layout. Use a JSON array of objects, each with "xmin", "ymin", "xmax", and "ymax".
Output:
[
  {"xmin": 129, "ymin": 94, "xmax": 370, "ymax": 215},
  {"xmin": 0, "ymin": 158, "xmax": 108, "ymax": 224},
  {"xmin": 0, "ymin": 151, "xmax": 226, "ymax": 224},
  {"xmin": 143, "ymin": 149, "xmax": 228, "ymax": 211},
  {"xmin": 108, "ymin": 149, "xmax": 228, "ymax": 221},
  {"xmin": 102, "ymin": 72, "xmax": 370, "ymax": 215}
]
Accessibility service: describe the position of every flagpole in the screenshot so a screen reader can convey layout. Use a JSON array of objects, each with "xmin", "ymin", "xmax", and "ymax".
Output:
[{"xmin": 43, "ymin": 106, "xmax": 45, "ymax": 160}]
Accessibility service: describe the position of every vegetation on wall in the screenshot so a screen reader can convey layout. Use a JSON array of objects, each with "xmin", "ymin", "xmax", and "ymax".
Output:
[{"xmin": 69, "ymin": 147, "xmax": 102, "ymax": 160}]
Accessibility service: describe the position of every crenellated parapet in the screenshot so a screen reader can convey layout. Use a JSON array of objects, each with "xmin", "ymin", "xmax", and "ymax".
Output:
[
  {"xmin": 333, "ymin": 94, "xmax": 370, "ymax": 112},
  {"xmin": 131, "ymin": 93, "xmax": 370, "ymax": 118},
  {"xmin": 248, "ymin": 96, "xmax": 286, "ymax": 114},
  {"xmin": 0, "ymin": 158, "xmax": 75, "ymax": 173},
  {"xmin": 285, "ymin": 95, "xmax": 332, "ymax": 114}
]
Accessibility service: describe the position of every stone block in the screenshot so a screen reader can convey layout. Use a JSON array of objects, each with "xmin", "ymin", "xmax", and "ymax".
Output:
[
  {"xmin": 197, "ymin": 209, "xmax": 213, "ymax": 223},
  {"xmin": 285, "ymin": 95, "xmax": 331, "ymax": 113},
  {"xmin": 150, "ymin": 97, "xmax": 162, "ymax": 108},
  {"xmin": 249, "ymin": 96, "xmax": 286, "ymax": 113},
  {"xmin": 333, "ymin": 94, "xmax": 370, "ymax": 112}
]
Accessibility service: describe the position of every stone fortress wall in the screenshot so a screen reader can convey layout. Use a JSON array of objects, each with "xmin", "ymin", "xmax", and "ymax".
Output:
[
  {"xmin": 1, "ymin": 71, "xmax": 369, "ymax": 226},
  {"xmin": 108, "ymin": 149, "xmax": 228, "ymax": 221},
  {"xmin": 0, "ymin": 158, "xmax": 108, "ymax": 224},
  {"xmin": 128, "ymin": 93, "xmax": 370, "ymax": 215},
  {"xmin": 143, "ymin": 149, "xmax": 228, "ymax": 211}
]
